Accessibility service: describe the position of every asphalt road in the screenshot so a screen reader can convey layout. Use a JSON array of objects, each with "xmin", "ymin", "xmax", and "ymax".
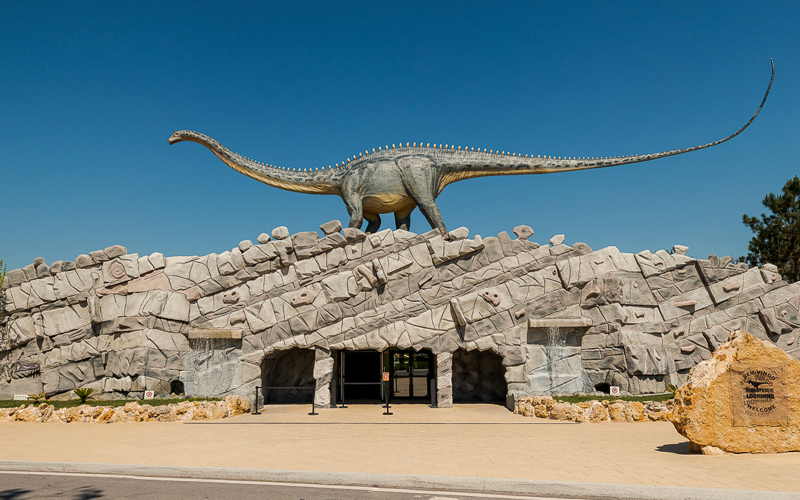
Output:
[{"xmin": 0, "ymin": 472, "xmax": 577, "ymax": 500}]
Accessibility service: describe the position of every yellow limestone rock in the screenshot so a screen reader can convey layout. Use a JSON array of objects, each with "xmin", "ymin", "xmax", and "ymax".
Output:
[
  {"xmin": 14, "ymin": 405, "xmax": 41, "ymax": 422},
  {"xmin": 626, "ymin": 401, "xmax": 645, "ymax": 421},
  {"xmin": 61, "ymin": 407, "xmax": 82, "ymax": 423},
  {"xmin": 587, "ymin": 402, "xmax": 609, "ymax": 422},
  {"xmin": 669, "ymin": 330, "xmax": 800, "ymax": 454},
  {"xmin": 608, "ymin": 402, "xmax": 628, "ymax": 421},
  {"xmin": 548, "ymin": 402, "xmax": 575, "ymax": 421},
  {"xmin": 224, "ymin": 395, "xmax": 250, "ymax": 416},
  {"xmin": 96, "ymin": 408, "xmax": 115, "ymax": 423}
]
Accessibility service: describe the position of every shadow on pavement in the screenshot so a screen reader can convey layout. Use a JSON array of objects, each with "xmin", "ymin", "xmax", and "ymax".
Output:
[
  {"xmin": 0, "ymin": 490, "xmax": 32, "ymax": 500},
  {"xmin": 0, "ymin": 486, "xmax": 104, "ymax": 500},
  {"xmin": 656, "ymin": 441, "xmax": 691, "ymax": 454},
  {"xmin": 70, "ymin": 486, "xmax": 104, "ymax": 499}
]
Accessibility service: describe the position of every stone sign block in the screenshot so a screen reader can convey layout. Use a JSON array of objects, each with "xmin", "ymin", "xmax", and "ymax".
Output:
[
  {"xmin": 730, "ymin": 364, "xmax": 788, "ymax": 427},
  {"xmin": 669, "ymin": 330, "xmax": 800, "ymax": 454}
]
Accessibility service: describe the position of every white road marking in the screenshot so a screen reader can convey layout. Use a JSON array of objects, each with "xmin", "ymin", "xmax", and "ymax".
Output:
[{"xmin": 0, "ymin": 470, "xmax": 578, "ymax": 499}]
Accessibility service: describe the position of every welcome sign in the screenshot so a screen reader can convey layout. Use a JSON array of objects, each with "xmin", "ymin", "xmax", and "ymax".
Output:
[{"xmin": 730, "ymin": 363, "xmax": 788, "ymax": 426}]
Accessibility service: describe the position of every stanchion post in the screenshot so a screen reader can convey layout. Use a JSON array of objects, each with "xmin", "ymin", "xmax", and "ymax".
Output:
[
  {"xmin": 309, "ymin": 398, "xmax": 318, "ymax": 416},
  {"xmin": 430, "ymin": 378, "xmax": 437, "ymax": 408},
  {"xmin": 330, "ymin": 379, "xmax": 338, "ymax": 409},
  {"xmin": 252, "ymin": 386, "xmax": 261, "ymax": 415},
  {"xmin": 383, "ymin": 380, "xmax": 393, "ymax": 415}
]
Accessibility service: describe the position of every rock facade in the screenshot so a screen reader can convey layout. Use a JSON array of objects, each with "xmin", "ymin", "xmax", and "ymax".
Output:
[
  {"xmin": 2, "ymin": 222, "xmax": 800, "ymax": 409},
  {"xmin": 515, "ymin": 395, "xmax": 671, "ymax": 422},
  {"xmin": 0, "ymin": 395, "xmax": 250, "ymax": 423},
  {"xmin": 669, "ymin": 330, "xmax": 800, "ymax": 454}
]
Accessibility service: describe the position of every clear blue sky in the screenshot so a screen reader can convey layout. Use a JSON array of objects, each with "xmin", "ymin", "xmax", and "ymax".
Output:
[{"xmin": 1, "ymin": 2, "xmax": 798, "ymax": 272}]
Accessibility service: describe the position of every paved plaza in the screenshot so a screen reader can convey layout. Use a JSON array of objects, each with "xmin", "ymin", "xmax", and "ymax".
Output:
[{"xmin": 1, "ymin": 403, "xmax": 799, "ymax": 496}]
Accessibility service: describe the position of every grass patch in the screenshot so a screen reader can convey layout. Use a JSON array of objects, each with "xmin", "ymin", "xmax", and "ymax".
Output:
[
  {"xmin": 0, "ymin": 398, "xmax": 219, "ymax": 410},
  {"xmin": 553, "ymin": 394, "xmax": 674, "ymax": 404}
]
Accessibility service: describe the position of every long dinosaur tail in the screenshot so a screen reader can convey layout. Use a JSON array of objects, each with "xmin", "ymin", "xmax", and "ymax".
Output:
[
  {"xmin": 439, "ymin": 59, "xmax": 774, "ymax": 187},
  {"xmin": 168, "ymin": 130, "xmax": 343, "ymax": 195}
]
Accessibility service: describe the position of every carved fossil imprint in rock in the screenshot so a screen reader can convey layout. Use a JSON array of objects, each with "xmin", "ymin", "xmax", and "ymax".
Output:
[
  {"xmin": 12, "ymin": 360, "xmax": 40, "ymax": 379},
  {"xmin": 479, "ymin": 289, "xmax": 502, "ymax": 307},
  {"xmin": 108, "ymin": 261, "xmax": 126, "ymax": 280},
  {"xmin": 290, "ymin": 289, "xmax": 317, "ymax": 307},
  {"xmin": 169, "ymin": 61, "xmax": 773, "ymax": 237}
]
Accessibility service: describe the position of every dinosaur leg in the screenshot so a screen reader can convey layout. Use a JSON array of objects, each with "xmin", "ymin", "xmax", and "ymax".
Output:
[
  {"xmin": 394, "ymin": 207, "xmax": 414, "ymax": 231},
  {"xmin": 342, "ymin": 193, "xmax": 364, "ymax": 229},
  {"xmin": 364, "ymin": 213, "xmax": 381, "ymax": 234},
  {"xmin": 414, "ymin": 199, "xmax": 448, "ymax": 239},
  {"xmin": 395, "ymin": 159, "xmax": 448, "ymax": 237}
]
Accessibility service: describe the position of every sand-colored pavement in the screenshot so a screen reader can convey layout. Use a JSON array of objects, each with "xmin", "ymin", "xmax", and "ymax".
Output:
[{"xmin": 1, "ymin": 403, "xmax": 798, "ymax": 492}]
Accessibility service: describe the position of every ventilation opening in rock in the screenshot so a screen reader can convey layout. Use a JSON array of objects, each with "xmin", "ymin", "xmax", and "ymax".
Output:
[
  {"xmin": 594, "ymin": 383, "xmax": 611, "ymax": 394},
  {"xmin": 170, "ymin": 380, "xmax": 185, "ymax": 396},
  {"xmin": 452, "ymin": 349, "xmax": 506, "ymax": 403}
]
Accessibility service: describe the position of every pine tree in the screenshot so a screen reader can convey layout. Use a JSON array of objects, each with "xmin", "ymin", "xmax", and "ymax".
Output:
[{"xmin": 742, "ymin": 176, "xmax": 800, "ymax": 282}]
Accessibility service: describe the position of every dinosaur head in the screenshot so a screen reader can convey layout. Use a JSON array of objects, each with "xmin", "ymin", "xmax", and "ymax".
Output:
[{"xmin": 168, "ymin": 130, "xmax": 190, "ymax": 145}]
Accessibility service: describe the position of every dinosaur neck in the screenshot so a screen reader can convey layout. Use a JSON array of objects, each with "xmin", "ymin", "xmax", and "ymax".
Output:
[
  {"xmin": 174, "ymin": 131, "xmax": 343, "ymax": 195},
  {"xmin": 438, "ymin": 59, "xmax": 773, "ymax": 193}
]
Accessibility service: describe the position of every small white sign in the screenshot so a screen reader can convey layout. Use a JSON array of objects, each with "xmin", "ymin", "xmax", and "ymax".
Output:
[
  {"xmin": 609, "ymin": 386, "xmax": 620, "ymax": 396},
  {"xmin": 144, "ymin": 390, "xmax": 155, "ymax": 400},
  {"xmin": 13, "ymin": 394, "xmax": 28, "ymax": 401}
]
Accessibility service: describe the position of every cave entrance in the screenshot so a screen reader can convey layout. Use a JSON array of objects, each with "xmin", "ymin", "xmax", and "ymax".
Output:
[
  {"xmin": 260, "ymin": 348, "xmax": 315, "ymax": 403},
  {"xmin": 452, "ymin": 349, "xmax": 507, "ymax": 403}
]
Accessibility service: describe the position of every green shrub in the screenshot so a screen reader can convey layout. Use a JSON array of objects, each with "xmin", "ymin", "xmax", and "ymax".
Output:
[
  {"xmin": 74, "ymin": 387, "xmax": 94, "ymax": 404},
  {"xmin": 28, "ymin": 392, "xmax": 47, "ymax": 403},
  {"xmin": 554, "ymin": 393, "xmax": 674, "ymax": 404}
]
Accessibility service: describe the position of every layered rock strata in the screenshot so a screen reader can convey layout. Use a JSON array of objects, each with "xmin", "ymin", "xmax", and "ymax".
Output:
[{"xmin": 2, "ymin": 222, "xmax": 800, "ymax": 409}]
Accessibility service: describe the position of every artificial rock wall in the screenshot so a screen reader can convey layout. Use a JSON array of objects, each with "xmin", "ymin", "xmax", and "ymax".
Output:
[{"xmin": 2, "ymin": 220, "xmax": 800, "ymax": 409}]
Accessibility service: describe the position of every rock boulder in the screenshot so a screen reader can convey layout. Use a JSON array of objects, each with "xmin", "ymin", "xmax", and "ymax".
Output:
[{"xmin": 669, "ymin": 330, "xmax": 800, "ymax": 454}]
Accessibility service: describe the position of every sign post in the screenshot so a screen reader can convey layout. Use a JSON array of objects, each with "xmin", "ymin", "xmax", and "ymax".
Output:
[{"xmin": 383, "ymin": 375, "xmax": 392, "ymax": 416}]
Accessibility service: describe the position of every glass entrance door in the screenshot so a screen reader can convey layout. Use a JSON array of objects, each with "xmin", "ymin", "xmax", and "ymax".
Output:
[{"xmin": 390, "ymin": 350, "xmax": 432, "ymax": 399}]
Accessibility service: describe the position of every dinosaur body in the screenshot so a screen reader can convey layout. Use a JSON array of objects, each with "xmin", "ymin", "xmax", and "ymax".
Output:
[{"xmin": 169, "ymin": 61, "xmax": 773, "ymax": 236}]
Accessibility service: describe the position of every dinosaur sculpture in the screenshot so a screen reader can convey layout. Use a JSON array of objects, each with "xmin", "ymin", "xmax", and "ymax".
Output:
[{"xmin": 169, "ymin": 60, "xmax": 773, "ymax": 237}]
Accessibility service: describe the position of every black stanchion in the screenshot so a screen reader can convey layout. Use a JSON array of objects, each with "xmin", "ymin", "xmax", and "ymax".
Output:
[
  {"xmin": 330, "ymin": 379, "xmax": 338, "ymax": 409},
  {"xmin": 309, "ymin": 399, "xmax": 318, "ymax": 416},
  {"xmin": 252, "ymin": 385, "xmax": 261, "ymax": 415},
  {"xmin": 339, "ymin": 381, "xmax": 348, "ymax": 408},
  {"xmin": 383, "ymin": 380, "xmax": 393, "ymax": 415},
  {"xmin": 430, "ymin": 378, "xmax": 437, "ymax": 408}
]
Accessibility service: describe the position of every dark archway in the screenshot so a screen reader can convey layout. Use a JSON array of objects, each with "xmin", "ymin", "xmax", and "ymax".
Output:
[
  {"xmin": 452, "ymin": 349, "xmax": 507, "ymax": 403},
  {"xmin": 260, "ymin": 348, "xmax": 315, "ymax": 403},
  {"xmin": 170, "ymin": 380, "xmax": 185, "ymax": 396}
]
